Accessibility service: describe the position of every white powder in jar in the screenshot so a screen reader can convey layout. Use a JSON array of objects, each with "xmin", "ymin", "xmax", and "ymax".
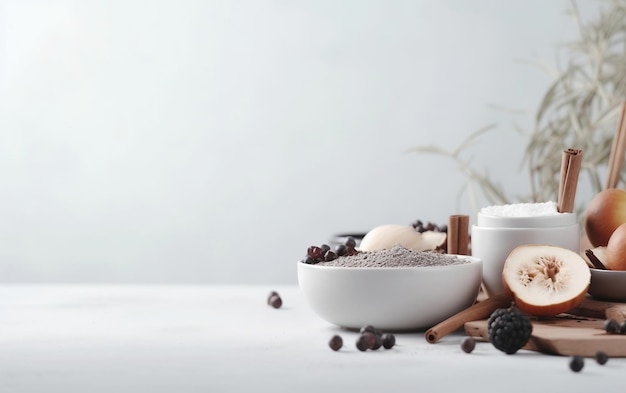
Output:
[{"xmin": 480, "ymin": 201, "xmax": 561, "ymax": 217}]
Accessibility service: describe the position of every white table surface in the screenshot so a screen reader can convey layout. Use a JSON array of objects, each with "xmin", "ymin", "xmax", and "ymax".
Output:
[{"xmin": 0, "ymin": 284, "xmax": 624, "ymax": 393}]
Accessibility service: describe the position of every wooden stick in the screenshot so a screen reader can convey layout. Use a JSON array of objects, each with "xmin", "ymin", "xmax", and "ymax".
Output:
[
  {"xmin": 557, "ymin": 148, "xmax": 583, "ymax": 213},
  {"xmin": 606, "ymin": 102, "xmax": 626, "ymax": 189},
  {"xmin": 447, "ymin": 216, "xmax": 459, "ymax": 254},
  {"xmin": 447, "ymin": 215, "xmax": 469, "ymax": 255},
  {"xmin": 457, "ymin": 215, "xmax": 469, "ymax": 255},
  {"xmin": 424, "ymin": 293, "xmax": 512, "ymax": 343}
]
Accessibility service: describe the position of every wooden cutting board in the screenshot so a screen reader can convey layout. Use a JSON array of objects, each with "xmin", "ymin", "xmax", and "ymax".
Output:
[{"xmin": 464, "ymin": 296, "xmax": 626, "ymax": 357}]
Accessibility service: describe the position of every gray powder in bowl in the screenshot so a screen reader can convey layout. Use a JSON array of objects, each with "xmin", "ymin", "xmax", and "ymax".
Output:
[{"xmin": 316, "ymin": 244, "xmax": 470, "ymax": 268}]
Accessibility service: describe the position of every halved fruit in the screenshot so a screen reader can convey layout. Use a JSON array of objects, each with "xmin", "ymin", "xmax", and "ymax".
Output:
[{"xmin": 502, "ymin": 244, "xmax": 591, "ymax": 317}]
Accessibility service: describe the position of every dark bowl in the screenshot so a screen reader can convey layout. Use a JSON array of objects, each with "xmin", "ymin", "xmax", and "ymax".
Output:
[{"xmin": 588, "ymin": 268, "xmax": 626, "ymax": 302}]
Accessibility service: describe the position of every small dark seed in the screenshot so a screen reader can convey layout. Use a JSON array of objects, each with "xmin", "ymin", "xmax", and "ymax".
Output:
[
  {"xmin": 360, "ymin": 325, "xmax": 377, "ymax": 335},
  {"xmin": 303, "ymin": 256, "xmax": 317, "ymax": 264},
  {"xmin": 267, "ymin": 291, "xmax": 278, "ymax": 305},
  {"xmin": 356, "ymin": 335, "xmax": 368, "ymax": 351},
  {"xmin": 460, "ymin": 337, "xmax": 476, "ymax": 353},
  {"xmin": 569, "ymin": 355, "xmax": 584, "ymax": 372},
  {"xmin": 382, "ymin": 333, "xmax": 396, "ymax": 349},
  {"xmin": 268, "ymin": 294, "xmax": 282, "ymax": 309},
  {"xmin": 370, "ymin": 333, "xmax": 382, "ymax": 350},
  {"xmin": 345, "ymin": 237, "xmax": 357, "ymax": 249},
  {"xmin": 335, "ymin": 244, "xmax": 347, "ymax": 256},
  {"xmin": 604, "ymin": 319, "xmax": 620, "ymax": 334},
  {"xmin": 324, "ymin": 250, "xmax": 337, "ymax": 261},
  {"xmin": 361, "ymin": 332, "xmax": 377, "ymax": 349},
  {"xmin": 307, "ymin": 246, "xmax": 323, "ymax": 259},
  {"xmin": 595, "ymin": 351, "xmax": 609, "ymax": 365},
  {"xmin": 328, "ymin": 335, "xmax": 343, "ymax": 351}
]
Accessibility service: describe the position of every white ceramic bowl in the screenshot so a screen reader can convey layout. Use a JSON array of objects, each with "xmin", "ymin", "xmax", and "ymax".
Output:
[
  {"xmin": 588, "ymin": 268, "xmax": 626, "ymax": 302},
  {"xmin": 297, "ymin": 255, "xmax": 482, "ymax": 331}
]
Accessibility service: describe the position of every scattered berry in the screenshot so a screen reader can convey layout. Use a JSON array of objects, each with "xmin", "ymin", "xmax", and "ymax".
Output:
[
  {"xmin": 345, "ymin": 237, "xmax": 357, "ymax": 249},
  {"xmin": 359, "ymin": 325, "xmax": 377, "ymax": 334},
  {"xmin": 356, "ymin": 335, "xmax": 369, "ymax": 351},
  {"xmin": 328, "ymin": 335, "xmax": 343, "ymax": 351},
  {"xmin": 460, "ymin": 337, "xmax": 476, "ymax": 353},
  {"xmin": 360, "ymin": 332, "xmax": 377, "ymax": 350},
  {"xmin": 620, "ymin": 321, "xmax": 626, "ymax": 334},
  {"xmin": 268, "ymin": 293, "xmax": 282, "ymax": 309},
  {"xmin": 595, "ymin": 351, "xmax": 609, "ymax": 365},
  {"xmin": 487, "ymin": 305, "xmax": 532, "ymax": 354},
  {"xmin": 320, "ymin": 244, "xmax": 331, "ymax": 255},
  {"xmin": 370, "ymin": 333, "xmax": 382, "ymax": 350},
  {"xmin": 381, "ymin": 333, "xmax": 396, "ymax": 349},
  {"xmin": 324, "ymin": 250, "xmax": 338, "ymax": 261},
  {"xmin": 303, "ymin": 256, "xmax": 317, "ymax": 264},
  {"xmin": 604, "ymin": 319, "xmax": 620, "ymax": 334},
  {"xmin": 267, "ymin": 291, "xmax": 278, "ymax": 305},
  {"xmin": 569, "ymin": 355, "xmax": 584, "ymax": 372},
  {"xmin": 335, "ymin": 244, "xmax": 347, "ymax": 256},
  {"xmin": 307, "ymin": 246, "xmax": 323, "ymax": 259}
]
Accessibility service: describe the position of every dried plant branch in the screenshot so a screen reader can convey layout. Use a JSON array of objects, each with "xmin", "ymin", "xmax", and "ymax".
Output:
[{"xmin": 407, "ymin": 0, "xmax": 626, "ymax": 215}]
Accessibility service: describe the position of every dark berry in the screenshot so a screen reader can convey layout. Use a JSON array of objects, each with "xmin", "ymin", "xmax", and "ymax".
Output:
[
  {"xmin": 460, "ymin": 337, "xmax": 476, "ymax": 353},
  {"xmin": 324, "ymin": 250, "xmax": 337, "ymax": 261},
  {"xmin": 620, "ymin": 321, "xmax": 626, "ymax": 334},
  {"xmin": 569, "ymin": 355, "xmax": 584, "ymax": 372},
  {"xmin": 360, "ymin": 325, "xmax": 377, "ymax": 335},
  {"xmin": 320, "ymin": 244, "xmax": 331, "ymax": 255},
  {"xmin": 268, "ymin": 294, "xmax": 282, "ymax": 309},
  {"xmin": 328, "ymin": 335, "xmax": 343, "ymax": 351},
  {"xmin": 382, "ymin": 333, "xmax": 396, "ymax": 349},
  {"xmin": 345, "ymin": 247, "xmax": 359, "ymax": 256},
  {"xmin": 335, "ymin": 244, "xmax": 347, "ymax": 256},
  {"xmin": 345, "ymin": 237, "xmax": 357, "ymax": 249},
  {"xmin": 303, "ymin": 256, "xmax": 317, "ymax": 265},
  {"xmin": 360, "ymin": 332, "xmax": 377, "ymax": 349},
  {"xmin": 487, "ymin": 305, "xmax": 532, "ymax": 354},
  {"xmin": 370, "ymin": 334, "xmax": 382, "ymax": 350},
  {"xmin": 267, "ymin": 291, "xmax": 278, "ymax": 305},
  {"xmin": 595, "ymin": 351, "xmax": 609, "ymax": 365},
  {"xmin": 356, "ymin": 335, "xmax": 368, "ymax": 351},
  {"xmin": 307, "ymin": 246, "xmax": 323, "ymax": 260},
  {"xmin": 604, "ymin": 319, "xmax": 620, "ymax": 334}
]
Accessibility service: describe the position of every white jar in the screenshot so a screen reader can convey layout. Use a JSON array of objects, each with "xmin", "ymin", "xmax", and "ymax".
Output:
[{"xmin": 471, "ymin": 204, "xmax": 580, "ymax": 298}]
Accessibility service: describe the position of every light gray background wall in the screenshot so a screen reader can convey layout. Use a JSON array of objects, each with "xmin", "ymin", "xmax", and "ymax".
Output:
[{"xmin": 0, "ymin": 0, "xmax": 601, "ymax": 284}]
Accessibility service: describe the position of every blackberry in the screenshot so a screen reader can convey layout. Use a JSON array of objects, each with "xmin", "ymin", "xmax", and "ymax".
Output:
[{"xmin": 487, "ymin": 305, "xmax": 532, "ymax": 354}]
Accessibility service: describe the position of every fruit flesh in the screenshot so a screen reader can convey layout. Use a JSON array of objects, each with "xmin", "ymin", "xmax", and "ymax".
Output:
[{"xmin": 502, "ymin": 245, "xmax": 590, "ymax": 316}]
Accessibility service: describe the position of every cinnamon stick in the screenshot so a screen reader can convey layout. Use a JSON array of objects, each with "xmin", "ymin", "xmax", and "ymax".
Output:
[
  {"xmin": 447, "ymin": 215, "xmax": 469, "ymax": 255},
  {"xmin": 425, "ymin": 293, "xmax": 512, "ymax": 343},
  {"xmin": 557, "ymin": 148, "xmax": 583, "ymax": 213}
]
